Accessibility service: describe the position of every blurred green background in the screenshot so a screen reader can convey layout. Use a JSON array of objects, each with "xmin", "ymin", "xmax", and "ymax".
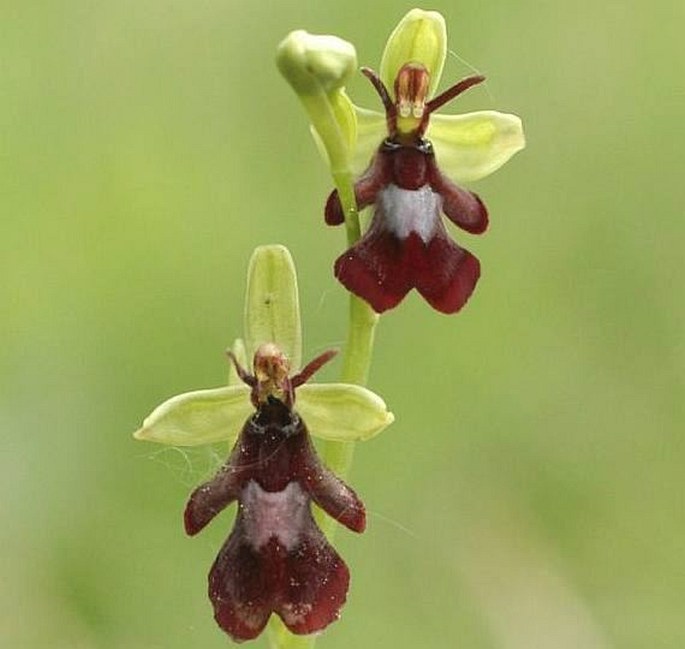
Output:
[{"xmin": 2, "ymin": 1, "xmax": 684, "ymax": 648}]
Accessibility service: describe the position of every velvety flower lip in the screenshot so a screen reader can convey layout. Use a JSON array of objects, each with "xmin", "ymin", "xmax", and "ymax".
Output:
[
  {"xmin": 185, "ymin": 344, "xmax": 366, "ymax": 642},
  {"xmin": 323, "ymin": 9, "xmax": 524, "ymax": 315}
]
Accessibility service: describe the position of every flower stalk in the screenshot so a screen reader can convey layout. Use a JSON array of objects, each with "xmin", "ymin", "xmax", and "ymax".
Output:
[
  {"xmin": 277, "ymin": 27, "xmax": 381, "ymax": 486},
  {"xmin": 275, "ymin": 30, "xmax": 382, "ymax": 649}
]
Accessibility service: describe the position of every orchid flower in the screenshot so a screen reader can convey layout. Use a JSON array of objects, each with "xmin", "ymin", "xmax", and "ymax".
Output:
[
  {"xmin": 184, "ymin": 342, "xmax": 365, "ymax": 641},
  {"xmin": 134, "ymin": 245, "xmax": 393, "ymax": 641},
  {"xmin": 324, "ymin": 9, "xmax": 525, "ymax": 314}
]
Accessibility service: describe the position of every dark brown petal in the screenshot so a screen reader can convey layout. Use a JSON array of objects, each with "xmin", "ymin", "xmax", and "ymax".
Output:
[
  {"xmin": 428, "ymin": 157, "xmax": 489, "ymax": 234},
  {"xmin": 303, "ymin": 467, "xmax": 366, "ymax": 533},
  {"xmin": 324, "ymin": 150, "xmax": 391, "ymax": 226},
  {"xmin": 185, "ymin": 465, "xmax": 243, "ymax": 536}
]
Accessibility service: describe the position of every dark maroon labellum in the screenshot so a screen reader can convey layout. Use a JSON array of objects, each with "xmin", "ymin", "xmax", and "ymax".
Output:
[
  {"xmin": 184, "ymin": 345, "xmax": 365, "ymax": 642},
  {"xmin": 326, "ymin": 65, "xmax": 489, "ymax": 314}
]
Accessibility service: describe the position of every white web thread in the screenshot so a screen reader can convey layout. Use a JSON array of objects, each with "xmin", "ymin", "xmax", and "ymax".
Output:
[
  {"xmin": 446, "ymin": 48, "xmax": 496, "ymax": 103},
  {"xmin": 367, "ymin": 509, "xmax": 419, "ymax": 540},
  {"xmin": 138, "ymin": 444, "xmax": 226, "ymax": 487}
]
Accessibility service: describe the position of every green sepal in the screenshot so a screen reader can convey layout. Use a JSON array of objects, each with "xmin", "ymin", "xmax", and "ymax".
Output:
[
  {"xmin": 244, "ymin": 245, "xmax": 302, "ymax": 370},
  {"xmin": 349, "ymin": 107, "xmax": 386, "ymax": 176},
  {"xmin": 427, "ymin": 110, "xmax": 526, "ymax": 182},
  {"xmin": 133, "ymin": 385, "xmax": 251, "ymax": 447},
  {"xmin": 133, "ymin": 381, "xmax": 393, "ymax": 447},
  {"xmin": 379, "ymin": 9, "xmax": 447, "ymax": 97},
  {"xmin": 308, "ymin": 89, "xmax": 358, "ymax": 174},
  {"xmin": 297, "ymin": 383, "xmax": 394, "ymax": 441}
]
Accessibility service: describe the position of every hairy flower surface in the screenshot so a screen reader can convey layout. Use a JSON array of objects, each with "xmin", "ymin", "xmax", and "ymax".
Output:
[
  {"xmin": 325, "ymin": 9, "xmax": 525, "ymax": 314},
  {"xmin": 185, "ymin": 344, "xmax": 365, "ymax": 641}
]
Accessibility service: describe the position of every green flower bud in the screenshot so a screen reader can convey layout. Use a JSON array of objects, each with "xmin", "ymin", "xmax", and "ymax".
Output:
[{"xmin": 276, "ymin": 30, "xmax": 357, "ymax": 96}]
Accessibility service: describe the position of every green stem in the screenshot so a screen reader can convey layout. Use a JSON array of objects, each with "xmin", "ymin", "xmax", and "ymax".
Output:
[
  {"xmin": 322, "ymin": 294, "xmax": 378, "ymax": 480},
  {"xmin": 340, "ymin": 294, "xmax": 379, "ymax": 385},
  {"xmin": 273, "ymin": 85, "xmax": 379, "ymax": 649},
  {"xmin": 332, "ymin": 169, "xmax": 361, "ymax": 244},
  {"xmin": 321, "ymin": 163, "xmax": 379, "ymax": 480},
  {"xmin": 268, "ymin": 619, "xmax": 315, "ymax": 649}
]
